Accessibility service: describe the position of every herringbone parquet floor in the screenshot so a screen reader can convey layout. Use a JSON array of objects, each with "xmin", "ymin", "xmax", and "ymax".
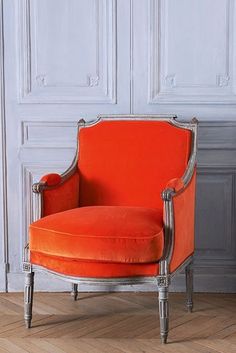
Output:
[{"xmin": 0, "ymin": 292, "xmax": 235, "ymax": 353}]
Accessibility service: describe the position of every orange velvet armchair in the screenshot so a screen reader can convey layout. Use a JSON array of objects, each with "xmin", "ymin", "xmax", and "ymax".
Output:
[{"xmin": 23, "ymin": 115, "xmax": 198, "ymax": 343}]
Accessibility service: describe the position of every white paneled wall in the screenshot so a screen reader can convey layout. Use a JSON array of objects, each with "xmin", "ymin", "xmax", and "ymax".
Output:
[
  {"xmin": 133, "ymin": 0, "xmax": 236, "ymax": 117},
  {"xmin": 0, "ymin": 0, "xmax": 236, "ymax": 292},
  {"xmin": 19, "ymin": 0, "xmax": 117, "ymax": 104}
]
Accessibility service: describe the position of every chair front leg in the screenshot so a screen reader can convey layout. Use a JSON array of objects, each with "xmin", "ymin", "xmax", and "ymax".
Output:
[
  {"xmin": 185, "ymin": 263, "xmax": 193, "ymax": 312},
  {"xmin": 158, "ymin": 285, "xmax": 169, "ymax": 344},
  {"xmin": 24, "ymin": 272, "xmax": 34, "ymax": 328},
  {"xmin": 71, "ymin": 283, "xmax": 78, "ymax": 301}
]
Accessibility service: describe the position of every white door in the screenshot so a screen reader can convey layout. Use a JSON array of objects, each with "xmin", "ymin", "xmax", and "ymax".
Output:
[{"xmin": 3, "ymin": 0, "xmax": 131, "ymax": 291}]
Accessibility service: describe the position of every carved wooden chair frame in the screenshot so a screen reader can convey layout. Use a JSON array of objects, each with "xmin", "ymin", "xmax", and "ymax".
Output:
[{"xmin": 23, "ymin": 115, "xmax": 198, "ymax": 344}]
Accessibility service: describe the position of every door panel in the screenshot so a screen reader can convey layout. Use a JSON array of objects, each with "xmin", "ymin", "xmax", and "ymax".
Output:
[{"xmin": 132, "ymin": 0, "xmax": 236, "ymax": 117}]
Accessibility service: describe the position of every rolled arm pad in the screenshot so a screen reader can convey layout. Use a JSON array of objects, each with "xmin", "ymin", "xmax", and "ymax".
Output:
[
  {"xmin": 40, "ymin": 173, "xmax": 62, "ymax": 187},
  {"xmin": 165, "ymin": 177, "xmax": 184, "ymax": 193}
]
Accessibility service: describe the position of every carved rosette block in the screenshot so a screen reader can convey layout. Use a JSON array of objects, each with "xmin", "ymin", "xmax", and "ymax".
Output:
[
  {"xmin": 157, "ymin": 275, "xmax": 170, "ymax": 287},
  {"xmin": 22, "ymin": 262, "xmax": 32, "ymax": 273}
]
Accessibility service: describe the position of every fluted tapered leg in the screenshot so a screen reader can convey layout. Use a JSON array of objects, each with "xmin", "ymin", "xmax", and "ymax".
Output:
[
  {"xmin": 185, "ymin": 264, "xmax": 193, "ymax": 312},
  {"xmin": 71, "ymin": 283, "xmax": 78, "ymax": 301},
  {"xmin": 158, "ymin": 286, "xmax": 169, "ymax": 344},
  {"xmin": 24, "ymin": 272, "xmax": 34, "ymax": 328}
]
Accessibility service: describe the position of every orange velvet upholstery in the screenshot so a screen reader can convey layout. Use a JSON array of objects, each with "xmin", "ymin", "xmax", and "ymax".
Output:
[
  {"xmin": 30, "ymin": 251, "xmax": 159, "ymax": 278},
  {"xmin": 166, "ymin": 177, "xmax": 184, "ymax": 192},
  {"xmin": 29, "ymin": 119, "xmax": 196, "ymax": 278},
  {"xmin": 169, "ymin": 170, "xmax": 196, "ymax": 272},
  {"xmin": 78, "ymin": 121, "xmax": 191, "ymax": 209},
  {"xmin": 42, "ymin": 171, "xmax": 80, "ymax": 217},
  {"xmin": 41, "ymin": 173, "xmax": 62, "ymax": 186},
  {"xmin": 30, "ymin": 206, "xmax": 164, "ymax": 264}
]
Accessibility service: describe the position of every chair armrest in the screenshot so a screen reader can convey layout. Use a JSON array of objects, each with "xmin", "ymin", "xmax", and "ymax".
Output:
[
  {"xmin": 160, "ymin": 117, "xmax": 198, "ymax": 274},
  {"xmin": 161, "ymin": 169, "xmax": 196, "ymax": 273},
  {"xmin": 31, "ymin": 121, "xmax": 84, "ymax": 218},
  {"xmin": 32, "ymin": 167, "xmax": 80, "ymax": 217}
]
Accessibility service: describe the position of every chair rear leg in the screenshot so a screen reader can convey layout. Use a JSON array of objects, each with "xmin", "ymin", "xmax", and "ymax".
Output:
[
  {"xmin": 71, "ymin": 283, "xmax": 78, "ymax": 301},
  {"xmin": 158, "ymin": 286, "xmax": 169, "ymax": 344},
  {"xmin": 24, "ymin": 272, "xmax": 34, "ymax": 328},
  {"xmin": 185, "ymin": 263, "xmax": 193, "ymax": 312}
]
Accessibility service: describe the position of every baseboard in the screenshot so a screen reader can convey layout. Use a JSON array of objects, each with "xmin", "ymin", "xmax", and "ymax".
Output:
[
  {"xmin": 6, "ymin": 271, "xmax": 236, "ymax": 293},
  {"xmin": 0, "ymin": 263, "xmax": 6, "ymax": 291}
]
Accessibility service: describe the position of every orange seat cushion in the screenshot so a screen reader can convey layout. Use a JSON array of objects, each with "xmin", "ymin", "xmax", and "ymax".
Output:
[
  {"xmin": 29, "ymin": 206, "xmax": 164, "ymax": 265},
  {"xmin": 30, "ymin": 252, "xmax": 159, "ymax": 278}
]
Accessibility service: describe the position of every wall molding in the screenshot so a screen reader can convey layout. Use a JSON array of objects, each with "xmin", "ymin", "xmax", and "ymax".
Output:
[
  {"xmin": 197, "ymin": 121, "xmax": 236, "ymax": 169},
  {"xmin": 148, "ymin": 0, "xmax": 236, "ymax": 104},
  {"xmin": 0, "ymin": 0, "xmax": 8, "ymax": 292},
  {"xmin": 195, "ymin": 170, "xmax": 236, "ymax": 263},
  {"xmin": 196, "ymin": 120, "xmax": 236, "ymax": 275},
  {"xmin": 198, "ymin": 121, "xmax": 236, "ymax": 150},
  {"xmin": 21, "ymin": 120, "xmax": 77, "ymax": 148},
  {"xmin": 18, "ymin": 0, "xmax": 117, "ymax": 104}
]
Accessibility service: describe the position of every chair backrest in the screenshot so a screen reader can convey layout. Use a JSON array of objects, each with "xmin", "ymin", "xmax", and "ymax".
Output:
[{"xmin": 78, "ymin": 119, "xmax": 192, "ymax": 209}]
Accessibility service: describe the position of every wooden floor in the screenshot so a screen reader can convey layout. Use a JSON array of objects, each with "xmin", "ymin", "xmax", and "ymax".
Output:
[{"xmin": 0, "ymin": 292, "xmax": 235, "ymax": 353}]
